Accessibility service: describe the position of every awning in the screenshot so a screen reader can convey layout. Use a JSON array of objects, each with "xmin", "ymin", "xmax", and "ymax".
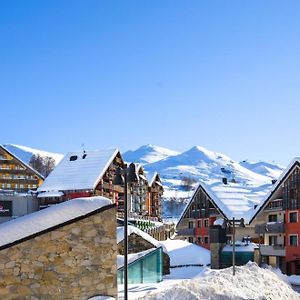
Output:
[{"xmin": 37, "ymin": 191, "xmax": 64, "ymax": 198}]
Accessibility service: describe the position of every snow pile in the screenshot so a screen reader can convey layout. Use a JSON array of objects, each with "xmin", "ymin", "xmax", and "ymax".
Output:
[
  {"xmin": 222, "ymin": 241, "xmax": 258, "ymax": 252},
  {"xmin": 141, "ymin": 262, "xmax": 300, "ymax": 300},
  {"xmin": 160, "ymin": 239, "xmax": 210, "ymax": 266},
  {"xmin": 0, "ymin": 196, "xmax": 112, "ymax": 247}
]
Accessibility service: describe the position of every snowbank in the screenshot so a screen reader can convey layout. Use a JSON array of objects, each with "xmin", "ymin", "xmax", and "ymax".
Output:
[
  {"xmin": 160, "ymin": 239, "xmax": 210, "ymax": 266},
  {"xmin": 0, "ymin": 196, "xmax": 112, "ymax": 247},
  {"xmin": 141, "ymin": 262, "xmax": 299, "ymax": 300}
]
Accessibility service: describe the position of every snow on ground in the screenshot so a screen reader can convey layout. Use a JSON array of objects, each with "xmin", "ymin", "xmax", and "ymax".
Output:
[
  {"xmin": 0, "ymin": 196, "xmax": 112, "ymax": 247},
  {"xmin": 139, "ymin": 262, "xmax": 300, "ymax": 300},
  {"xmin": 160, "ymin": 239, "xmax": 210, "ymax": 266}
]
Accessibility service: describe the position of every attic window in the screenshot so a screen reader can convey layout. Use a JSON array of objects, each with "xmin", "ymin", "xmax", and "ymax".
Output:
[
  {"xmin": 82, "ymin": 154, "xmax": 87, "ymax": 159},
  {"xmin": 69, "ymin": 155, "xmax": 78, "ymax": 161}
]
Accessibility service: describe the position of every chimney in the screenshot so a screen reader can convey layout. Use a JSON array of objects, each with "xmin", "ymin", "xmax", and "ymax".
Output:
[{"xmin": 222, "ymin": 177, "xmax": 228, "ymax": 185}]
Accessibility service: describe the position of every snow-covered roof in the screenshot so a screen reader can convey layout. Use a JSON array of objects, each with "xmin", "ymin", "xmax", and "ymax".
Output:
[
  {"xmin": 38, "ymin": 148, "xmax": 120, "ymax": 192},
  {"xmin": 160, "ymin": 239, "xmax": 210, "ymax": 267},
  {"xmin": 117, "ymin": 248, "xmax": 157, "ymax": 269},
  {"xmin": 222, "ymin": 241, "xmax": 258, "ymax": 252},
  {"xmin": 117, "ymin": 225, "xmax": 167, "ymax": 253},
  {"xmin": 0, "ymin": 196, "xmax": 113, "ymax": 248},
  {"xmin": 0, "ymin": 145, "xmax": 44, "ymax": 180},
  {"xmin": 146, "ymin": 172, "xmax": 163, "ymax": 188},
  {"xmin": 37, "ymin": 191, "xmax": 64, "ymax": 198},
  {"xmin": 178, "ymin": 179, "xmax": 272, "ymax": 224},
  {"xmin": 146, "ymin": 172, "xmax": 158, "ymax": 186},
  {"xmin": 249, "ymin": 158, "xmax": 300, "ymax": 224}
]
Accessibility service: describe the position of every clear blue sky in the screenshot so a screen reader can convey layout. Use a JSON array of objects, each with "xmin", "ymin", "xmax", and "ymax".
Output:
[{"xmin": 1, "ymin": 1, "xmax": 300, "ymax": 165}]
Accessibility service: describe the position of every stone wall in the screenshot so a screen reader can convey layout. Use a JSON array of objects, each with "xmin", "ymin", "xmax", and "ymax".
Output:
[
  {"xmin": 210, "ymin": 243, "xmax": 225, "ymax": 269},
  {"xmin": 118, "ymin": 233, "xmax": 170, "ymax": 275},
  {"xmin": 0, "ymin": 205, "xmax": 117, "ymax": 299}
]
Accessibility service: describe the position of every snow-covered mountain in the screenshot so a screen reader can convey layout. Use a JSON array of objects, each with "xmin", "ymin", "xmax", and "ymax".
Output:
[
  {"xmin": 124, "ymin": 145, "xmax": 285, "ymax": 217},
  {"xmin": 240, "ymin": 160, "xmax": 284, "ymax": 179},
  {"xmin": 123, "ymin": 144, "xmax": 179, "ymax": 164},
  {"xmin": 4, "ymin": 144, "xmax": 64, "ymax": 165}
]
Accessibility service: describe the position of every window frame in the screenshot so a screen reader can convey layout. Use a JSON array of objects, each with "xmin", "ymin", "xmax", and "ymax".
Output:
[
  {"xmin": 289, "ymin": 234, "xmax": 298, "ymax": 247},
  {"xmin": 289, "ymin": 211, "xmax": 298, "ymax": 223}
]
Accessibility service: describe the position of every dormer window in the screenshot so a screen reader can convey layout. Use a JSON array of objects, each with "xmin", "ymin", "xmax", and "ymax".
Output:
[{"xmin": 82, "ymin": 154, "xmax": 87, "ymax": 159}]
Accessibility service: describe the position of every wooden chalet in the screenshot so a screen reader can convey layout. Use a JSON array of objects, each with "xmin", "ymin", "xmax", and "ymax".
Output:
[
  {"xmin": 146, "ymin": 172, "xmax": 164, "ymax": 220},
  {"xmin": 0, "ymin": 145, "xmax": 44, "ymax": 192},
  {"xmin": 130, "ymin": 164, "xmax": 149, "ymax": 215},
  {"xmin": 176, "ymin": 180, "xmax": 268, "ymax": 250},
  {"xmin": 37, "ymin": 149, "xmax": 125, "ymax": 208},
  {"xmin": 250, "ymin": 158, "xmax": 300, "ymax": 275}
]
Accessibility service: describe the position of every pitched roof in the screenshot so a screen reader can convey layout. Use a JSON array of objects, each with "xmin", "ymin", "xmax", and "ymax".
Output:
[
  {"xmin": 146, "ymin": 171, "xmax": 163, "ymax": 187},
  {"xmin": 178, "ymin": 179, "xmax": 272, "ymax": 225},
  {"xmin": 0, "ymin": 145, "xmax": 44, "ymax": 180},
  {"xmin": 249, "ymin": 158, "xmax": 300, "ymax": 224},
  {"xmin": 37, "ymin": 148, "xmax": 120, "ymax": 192}
]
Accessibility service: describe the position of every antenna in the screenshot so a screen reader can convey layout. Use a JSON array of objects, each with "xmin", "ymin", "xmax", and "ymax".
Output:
[{"xmin": 81, "ymin": 143, "xmax": 85, "ymax": 153}]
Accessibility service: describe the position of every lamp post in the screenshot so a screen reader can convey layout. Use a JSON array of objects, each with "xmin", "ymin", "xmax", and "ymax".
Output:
[
  {"xmin": 226, "ymin": 217, "xmax": 245, "ymax": 276},
  {"xmin": 113, "ymin": 163, "xmax": 138, "ymax": 300}
]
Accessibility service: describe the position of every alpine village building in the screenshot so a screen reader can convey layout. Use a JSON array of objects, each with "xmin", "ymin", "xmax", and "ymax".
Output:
[
  {"xmin": 37, "ymin": 148, "xmax": 163, "ymax": 220},
  {"xmin": 0, "ymin": 145, "xmax": 44, "ymax": 223},
  {"xmin": 250, "ymin": 158, "xmax": 300, "ymax": 275},
  {"xmin": 176, "ymin": 158, "xmax": 300, "ymax": 275}
]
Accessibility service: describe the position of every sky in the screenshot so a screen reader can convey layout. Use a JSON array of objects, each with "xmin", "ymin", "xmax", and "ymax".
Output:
[{"xmin": 1, "ymin": 1, "xmax": 300, "ymax": 165}]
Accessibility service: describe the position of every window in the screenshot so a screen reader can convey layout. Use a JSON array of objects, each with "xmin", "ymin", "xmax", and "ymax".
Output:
[
  {"xmin": 188, "ymin": 221, "xmax": 194, "ymax": 229},
  {"xmin": 188, "ymin": 237, "xmax": 194, "ymax": 243},
  {"xmin": 204, "ymin": 236, "xmax": 209, "ymax": 244},
  {"xmin": 289, "ymin": 212, "xmax": 298, "ymax": 223},
  {"xmin": 268, "ymin": 235, "xmax": 277, "ymax": 246},
  {"xmin": 289, "ymin": 235, "xmax": 298, "ymax": 246},
  {"xmin": 268, "ymin": 214, "xmax": 277, "ymax": 222},
  {"xmin": 197, "ymin": 237, "xmax": 202, "ymax": 243},
  {"xmin": 197, "ymin": 220, "xmax": 202, "ymax": 228},
  {"xmin": 204, "ymin": 219, "xmax": 209, "ymax": 227}
]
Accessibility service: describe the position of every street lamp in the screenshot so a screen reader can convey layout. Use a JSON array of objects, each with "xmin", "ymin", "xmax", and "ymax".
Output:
[
  {"xmin": 225, "ymin": 217, "xmax": 245, "ymax": 276},
  {"xmin": 113, "ymin": 163, "xmax": 138, "ymax": 300}
]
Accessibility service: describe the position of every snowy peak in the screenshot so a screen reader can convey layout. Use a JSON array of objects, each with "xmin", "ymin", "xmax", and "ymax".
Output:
[
  {"xmin": 123, "ymin": 144, "xmax": 179, "ymax": 164},
  {"xmin": 240, "ymin": 160, "xmax": 284, "ymax": 179},
  {"xmin": 145, "ymin": 145, "xmax": 271, "ymax": 186},
  {"xmin": 4, "ymin": 144, "xmax": 64, "ymax": 165}
]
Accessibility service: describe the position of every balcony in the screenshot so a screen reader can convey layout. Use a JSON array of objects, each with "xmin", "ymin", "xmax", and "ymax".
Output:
[
  {"xmin": 209, "ymin": 207, "xmax": 221, "ymax": 217},
  {"xmin": 176, "ymin": 228, "xmax": 195, "ymax": 236},
  {"xmin": 255, "ymin": 222, "xmax": 285, "ymax": 234},
  {"xmin": 260, "ymin": 245, "xmax": 285, "ymax": 257},
  {"xmin": 264, "ymin": 199, "xmax": 283, "ymax": 211}
]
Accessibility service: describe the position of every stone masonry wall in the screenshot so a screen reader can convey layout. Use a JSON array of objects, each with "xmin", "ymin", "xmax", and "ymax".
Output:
[{"xmin": 0, "ymin": 206, "xmax": 117, "ymax": 300}]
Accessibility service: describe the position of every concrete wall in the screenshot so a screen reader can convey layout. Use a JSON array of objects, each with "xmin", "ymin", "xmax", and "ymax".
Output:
[
  {"xmin": 0, "ymin": 193, "xmax": 39, "ymax": 224},
  {"xmin": 0, "ymin": 205, "xmax": 117, "ymax": 299}
]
